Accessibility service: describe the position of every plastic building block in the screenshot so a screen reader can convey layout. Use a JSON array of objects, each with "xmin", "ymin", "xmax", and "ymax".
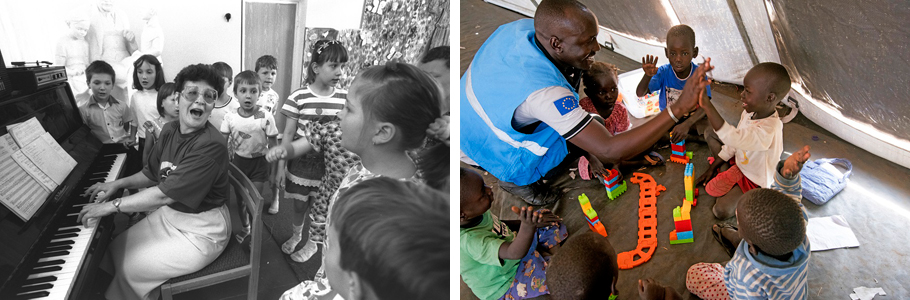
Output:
[
  {"xmin": 601, "ymin": 169, "xmax": 627, "ymax": 200},
  {"xmin": 577, "ymin": 193, "xmax": 608, "ymax": 237},
  {"xmin": 675, "ymin": 219, "xmax": 692, "ymax": 232},
  {"xmin": 669, "ymin": 237, "xmax": 694, "ymax": 244},
  {"xmin": 669, "ymin": 140, "xmax": 690, "ymax": 163},
  {"xmin": 676, "ymin": 230, "xmax": 693, "ymax": 240},
  {"xmin": 686, "ymin": 151, "xmax": 694, "ymax": 159},
  {"xmin": 616, "ymin": 173, "xmax": 665, "ymax": 269}
]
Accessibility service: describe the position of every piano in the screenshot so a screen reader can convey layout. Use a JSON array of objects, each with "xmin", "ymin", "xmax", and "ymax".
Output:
[{"xmin": 0, "ymin": 81, "xmax": 130, "ymax": 299}]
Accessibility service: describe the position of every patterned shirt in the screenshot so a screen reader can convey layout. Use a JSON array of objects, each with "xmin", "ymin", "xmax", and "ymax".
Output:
[{"xmin": 220, "ymin": 107, "xmax": 279, "ymax": 158}]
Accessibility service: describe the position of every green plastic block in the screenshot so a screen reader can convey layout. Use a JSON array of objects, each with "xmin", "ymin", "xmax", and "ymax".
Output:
[
  {"xmin": 606, "ymin": 180, "xmax": 627, "ymax": 201},
  {"xmin": 670, "ymin": 238, "xmax": 694, "ymax": 244},
  {"xmin": 673, "ymin": 207, "xmax": 681, "ymax": 218},
  {"xmin": 686, "ymin": 189, "xmax": 694, "ymax": 201},
  {"xmin": 686, "ymin": 151, "xmax": 693, "ymax": 159},
  {"xmin": 609, "ymin": 294, "xmax": 618, "ymax": 300}
]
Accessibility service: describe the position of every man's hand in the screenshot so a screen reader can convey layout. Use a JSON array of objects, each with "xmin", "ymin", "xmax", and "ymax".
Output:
[
  {"xmin": 673, "ymin": 58, "xmax": 714, "ymax": 114},
  {"xmin": 642, "ymin": 55, "xmax": 659, "ymax": 77}
]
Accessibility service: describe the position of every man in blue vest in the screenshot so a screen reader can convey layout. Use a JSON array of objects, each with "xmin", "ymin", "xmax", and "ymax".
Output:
[{"xmin": 461, "ymin": 0, "xmax": 713, "ymax": 205}]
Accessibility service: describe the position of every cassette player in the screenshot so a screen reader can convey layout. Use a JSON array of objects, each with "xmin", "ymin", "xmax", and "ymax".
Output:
[{"xmin": 7, "ymin": 66, "xmax": 67, "ymax": 93}]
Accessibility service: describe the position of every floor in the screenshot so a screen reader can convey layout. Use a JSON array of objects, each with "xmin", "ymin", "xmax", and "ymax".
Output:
[{"xmin": 460, "ymin": 0, "xmax": 910, "ymax": 298}]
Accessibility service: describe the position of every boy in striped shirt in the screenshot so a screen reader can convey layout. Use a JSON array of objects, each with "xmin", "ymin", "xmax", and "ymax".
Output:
[{"xmin": 682, "ymin": 145, "xmax": 812, "ymax": 300}]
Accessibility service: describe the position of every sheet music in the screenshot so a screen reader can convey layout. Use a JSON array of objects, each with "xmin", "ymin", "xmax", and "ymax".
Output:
[
  {"xmin": 6, "ymin": 117, "xmax": 44, "ymax": 147},
  {"xmin": 0, "ymin": 134, "xmax": 18, "ymax": 158},
  {"xmin": 12, "ymin": 151, "xmax": 57, "ymax": 192},
  {"xmin": 21, "ymin": 132, "xmax": 77, "ymax": 185},
  {"xmin": 0, "ymin": 153, "xmax": 51, "ymax": 221}
]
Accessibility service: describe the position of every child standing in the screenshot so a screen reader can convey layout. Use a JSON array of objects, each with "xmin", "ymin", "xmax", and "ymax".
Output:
[
  {"xmin": 221, "ymin": 71, "xmax": 279, "ymax": 241},
  {"xmin": 417, "ymin": 45, "xmax": 450, "ymax": 114},
  {"xmin": 636, "ymin": 24, "xmax": 712, "ymax": 143},
  {"xmin": 276, "ymin": 40, "xmax": 349, "ymax": 261},
  {"xmin": 79, "ymin": 60, "xmax": 135, "ymax": 147},
  {"xmin": 209, "ymin": 62, "xmax": 240, "ymax": 130},
  {"xmin": 141, "ymin": 82, "xmax": 177, "ymax": 160},
  {"xmin": 270, "ymin": 62, "xmax": 449, "ymax": 298},
  {"xmin": 255, "ymin": 55, "xmax": 281, "ymax": 115},
  {"xmin": 686, "ymin": 146, "xmax": 811, "ymax": 300},
  {"xmin": 460, "ymin": 167, "xmax": 566, "ymax": 300},
  {"xmin": 695, "ymin": 62, "xmax": 791, "ymax": 219},
  {"xmin": 129, "ymin": 55, "xmax": 166, "ymax": 157},
  {"xmin": 280, "ymin": 177, "xmax": 449, "ymax": 300}
]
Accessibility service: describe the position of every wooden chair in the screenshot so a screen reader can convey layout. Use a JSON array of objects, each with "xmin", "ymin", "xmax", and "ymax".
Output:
[{"xmin": 160, "ymin": 163, "xmax": 263, "ymax": 300}]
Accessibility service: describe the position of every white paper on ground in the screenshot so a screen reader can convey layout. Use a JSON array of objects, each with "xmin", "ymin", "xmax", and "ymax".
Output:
[
  {"xmin": 806, "ymin": 215, "xmax": 860, "ymax": 251},
  {"xmin": 849, "ymin": 286, "xmax": 886, "ymax": 300}
]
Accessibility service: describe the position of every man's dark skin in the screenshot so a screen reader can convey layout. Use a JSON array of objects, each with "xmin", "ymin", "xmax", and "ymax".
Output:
[{"xmin": 532, "ymin": 0, "xmax": 713, "ymax": 167}]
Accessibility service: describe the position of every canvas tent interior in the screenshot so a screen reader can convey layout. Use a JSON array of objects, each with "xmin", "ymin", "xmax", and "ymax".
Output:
[{"xmin": 460, "ymin": 0, "xmax": 910, "ymax": 299}]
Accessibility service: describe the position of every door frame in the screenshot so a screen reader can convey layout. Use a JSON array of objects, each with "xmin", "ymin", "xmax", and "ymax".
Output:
[{"xmin": 241, "ymin": 0, "xmax": 308, "ymax": 91}]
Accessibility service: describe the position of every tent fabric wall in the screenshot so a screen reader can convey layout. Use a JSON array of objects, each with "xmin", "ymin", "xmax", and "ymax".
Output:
[
  {"xmin": 584, "ymin": 0, "xmax": 674, "ymax": 43},
  {"xmin": 768, "ymin": 0, "xmax": 910, "ymax": 142}
]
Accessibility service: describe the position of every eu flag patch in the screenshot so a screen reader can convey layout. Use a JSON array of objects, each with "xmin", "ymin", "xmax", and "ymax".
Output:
[{"xmin": 554, "ymin": 96, "xmax": 579, "ymax": 115}]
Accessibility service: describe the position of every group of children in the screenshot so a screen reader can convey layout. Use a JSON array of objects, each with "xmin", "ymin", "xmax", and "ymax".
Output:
[
  {"xmin": 76, "ymin": 38, "xmax": 453, "ymax": 299},
  {"xmin": 461, "ymin": 23, "xmax": 810, "ymax": 300}
]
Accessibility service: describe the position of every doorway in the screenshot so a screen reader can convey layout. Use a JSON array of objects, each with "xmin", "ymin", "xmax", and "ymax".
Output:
[{"xmin": 242, "ymin": 0, "xmax": 307, "ymax": 100}]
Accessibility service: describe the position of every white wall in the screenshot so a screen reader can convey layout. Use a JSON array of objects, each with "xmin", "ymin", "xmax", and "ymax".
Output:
[{"xmin": 0, "ymin": 0, "xmax": 241, "ymax": 83}]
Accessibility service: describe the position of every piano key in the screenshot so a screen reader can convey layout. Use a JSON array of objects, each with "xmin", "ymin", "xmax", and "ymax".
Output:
[
  {"xmin": 32, "ymin": 260, "xmax": 65, "ymax": 269},
  {"xmin": 14, "ymin": 291, "xmax": 49, "ymax": 299},
  {"xmin": 19, "ymin": 276, "xmax": 56, "ymax": 287},
  {"xmin": 16, "ymin": 283, "xmax": 53, "ymax": 294}
]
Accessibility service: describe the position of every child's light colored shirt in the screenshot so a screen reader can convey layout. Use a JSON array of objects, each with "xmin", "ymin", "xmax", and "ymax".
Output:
[
  {"xmin": 130, "ymin": 89, "xmax": 159, "ymax": 139},
  {"xmin": 209, "ymin": 96, "xmax": 240, "ymax": 130},
  {"xmin": 259, "ymin": 89, "xmax": 281, "ymax": 115},
  {"xmin": 220, "ymin": 107, "xmax": 278, "ymax": 158},
  {"xmin": 79, "ymin": 95, "xmax": 133, "ymax": 144},
  {"xmin": 716, "ymin": 110, "xmax": 783, "ymax": 188},
  {"xmin": 724, "ymin": 162, "xmax": 810, "ymax": 299},
  {"xmin": 461, "ymin": 210, "xmax": 520, "ymax": 300}
]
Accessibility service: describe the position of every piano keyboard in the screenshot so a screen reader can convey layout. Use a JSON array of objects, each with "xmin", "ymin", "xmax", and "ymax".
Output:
[{"xmin": 13, "ymin": 153, "xmax": 125, "ymax": 300}]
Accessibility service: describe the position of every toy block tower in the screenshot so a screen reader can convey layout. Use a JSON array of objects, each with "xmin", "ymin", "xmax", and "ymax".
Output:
[
  {"xmin": 578, "ymin": 193, "xmax": 608, "ymax": 237},
  {"xmin": 601, "ymin": 169, "xmax": 627, "ymax": 200},
  {"xmin": 684, "ymin": 163, "xmax": 697, "ymax": 205},
  {"xmin": 670, "ymin": 163, "xmax": 696, "ymax": 244},
  {"xmin": 669, "ymin": 140, "xmax": 690, "ymax": 163}
]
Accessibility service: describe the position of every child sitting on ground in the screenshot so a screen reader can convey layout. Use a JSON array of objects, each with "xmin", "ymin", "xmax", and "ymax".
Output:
[
  {"xmin": 636, "ymin": 24, "xmax": 712, "ymax": 144},
  {"xmin": 580, "ymin": 61, "xmax": 664, "ymax": 173},
  {"xmin": 696, "ymin": 62, "xmax": 791, "ymax": 219},
  {"xmin": 221, "ymin": 71, "xmax": 279, "ymax": 241},
  {"xmin": 546, "ymin": 230, "xmax": 619, "ymax": 300},
  {"xmin": 685, "ymin": 146, "xmax": 811, "ymax": 300},
  {"xmin": 460, "ymin": 167, "xmax": 567, "ymax": 300}
]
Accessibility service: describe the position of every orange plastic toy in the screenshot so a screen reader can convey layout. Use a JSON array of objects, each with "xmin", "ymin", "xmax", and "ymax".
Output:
[{"xmin": 616, "ymin": 172, "xmax": 665, "ymax": 269}]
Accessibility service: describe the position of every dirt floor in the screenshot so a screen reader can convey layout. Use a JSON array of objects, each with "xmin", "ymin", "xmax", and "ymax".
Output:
[{"xmin": 460, "ymin": 0, "xmax": 910, "ymax": 298}]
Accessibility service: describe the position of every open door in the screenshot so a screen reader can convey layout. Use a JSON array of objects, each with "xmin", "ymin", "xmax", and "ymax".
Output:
[{"xmin": 242, "ymin": 0, "xmax": 307, "ymax": 100}]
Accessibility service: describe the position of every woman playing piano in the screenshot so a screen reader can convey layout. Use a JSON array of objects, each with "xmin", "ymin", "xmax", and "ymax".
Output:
[{"xmin": 78, "ymin": 64, "xmax": 230, "ymax": 300}]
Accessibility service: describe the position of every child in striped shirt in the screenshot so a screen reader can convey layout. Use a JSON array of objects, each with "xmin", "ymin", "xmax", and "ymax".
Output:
[{"xmin": 685, "ymin": 145, "xmax": 812, "ymax": 300}]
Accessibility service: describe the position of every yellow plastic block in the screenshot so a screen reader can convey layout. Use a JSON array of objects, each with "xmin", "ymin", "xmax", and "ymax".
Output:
[{"xmin": 682, "ymin": 200, "xmax": 692, "ymax": 220}]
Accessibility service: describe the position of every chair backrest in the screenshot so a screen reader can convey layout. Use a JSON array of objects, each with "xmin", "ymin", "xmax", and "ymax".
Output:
[{"xmin": 227, "ymin": 163, "xmax": 263, "ymax": 300}]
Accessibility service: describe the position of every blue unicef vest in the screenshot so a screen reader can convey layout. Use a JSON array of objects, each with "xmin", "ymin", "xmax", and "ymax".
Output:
[{"xmin": 461, "ymin": 19, "xmax": 578, "ymax": 186}]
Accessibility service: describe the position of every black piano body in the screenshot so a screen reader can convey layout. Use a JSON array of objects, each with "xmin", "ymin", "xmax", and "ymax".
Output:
[{"xmin": 0, "ymin": 81, "xmax": 130, "ymax": 299}]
